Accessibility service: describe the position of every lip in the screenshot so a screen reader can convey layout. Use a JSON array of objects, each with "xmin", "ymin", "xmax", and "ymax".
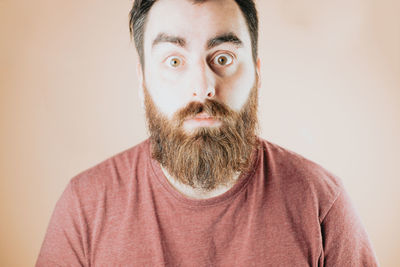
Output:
[{"xmin": 183, "ymin": 113, "xmax": 222, "ymax": 129}]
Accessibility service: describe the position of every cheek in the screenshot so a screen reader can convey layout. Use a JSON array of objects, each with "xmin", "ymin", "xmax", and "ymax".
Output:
[
  {"xmin": 145, "ymin": 67, "xmax": 191, "ymax": 118},
  {"xmin": 220, "ymin": 64, "xmax": 255, "ymax": 111}
]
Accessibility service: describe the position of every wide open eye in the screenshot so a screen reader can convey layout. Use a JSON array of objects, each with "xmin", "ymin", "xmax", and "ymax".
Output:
[
  {"xmin": 213, "ymin": 53, "xmax": 233, "ymax": 66},
  {"xmin": 166, "ymin": 56, "xmax": 182, "ymax": 68}
]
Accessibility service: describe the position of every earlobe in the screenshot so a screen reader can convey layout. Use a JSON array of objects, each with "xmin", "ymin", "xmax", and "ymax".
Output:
[{"xmin": 256, "ymin": 58, "xmax": 261, "ymax": 88}]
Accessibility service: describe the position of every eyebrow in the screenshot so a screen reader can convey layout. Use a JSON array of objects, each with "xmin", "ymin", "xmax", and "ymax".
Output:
[
  {"xmin": 151, "ymin": 32, "xmax": 243, "ymax": 50},
  {"xmin": 207, "ymin": 32, "xmax": 243, "ymax": 49},
  {"xmin": 152, "ymin": 33, "xmax": 186, "ymax": 48}
]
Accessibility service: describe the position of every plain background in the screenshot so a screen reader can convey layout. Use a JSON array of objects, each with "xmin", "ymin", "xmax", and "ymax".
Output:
[{"xmin": 1, "ymin": 0, "xmax": 399, "ymax": 266}]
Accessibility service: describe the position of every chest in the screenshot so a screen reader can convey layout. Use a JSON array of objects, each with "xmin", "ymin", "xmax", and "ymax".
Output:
[{"xmin": 89, "ymin": 195, "xmax": 323, "ymax": 266}]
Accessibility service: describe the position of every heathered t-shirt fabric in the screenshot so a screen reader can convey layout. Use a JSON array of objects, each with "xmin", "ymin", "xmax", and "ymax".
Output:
[{"xmin": 36, "ymin": 138, "xmax": 378, "ymax": 266}]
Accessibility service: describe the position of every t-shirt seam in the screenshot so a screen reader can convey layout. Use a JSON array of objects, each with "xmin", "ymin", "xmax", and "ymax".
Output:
[
  {"xmin": 317, "ymin": 181, "xmax": 342, "ymax": 262},
  {"xmin": 319, "ymin": 189, "xmax": 342, "ymax": 224},
  {"xmin": 69, "ymin": 179, "xmax": 90, "ymax": 267},
  {"xmin": 147, "ymin": 140, "xmax": 261, "ymax": 208},
  {"xmin": 149, "ymin": 155, "xmax": 259, "ymax": 209}
]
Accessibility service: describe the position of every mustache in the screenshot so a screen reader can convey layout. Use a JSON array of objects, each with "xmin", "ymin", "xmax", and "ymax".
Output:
[{"xmin": 174, "ymin": 99, "xmax": 237, "ymax": 125}]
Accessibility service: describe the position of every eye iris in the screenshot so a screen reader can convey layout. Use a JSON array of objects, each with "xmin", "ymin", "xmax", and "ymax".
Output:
[
  {"xmin": 170, "ymin": 58, "xmax": 180, "ymax": 67},
  {"xmin": 218, "ymin": 56, "xmax": 227, "ymax": 65}
]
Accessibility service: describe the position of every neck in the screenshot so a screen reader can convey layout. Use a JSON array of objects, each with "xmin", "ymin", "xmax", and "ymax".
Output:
[{"xmin": 160, "ymin": 166, "xmax": 240, "ymax": 199}]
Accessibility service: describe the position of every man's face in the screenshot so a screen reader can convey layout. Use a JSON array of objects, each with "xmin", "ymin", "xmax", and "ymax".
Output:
[
  {"xmin": 139, "ymin": 0, "xmax": 260, "ymax": 190},
  {"xmin": 140, "ymin": 0, "xmax": 258, "ymax": 132}
]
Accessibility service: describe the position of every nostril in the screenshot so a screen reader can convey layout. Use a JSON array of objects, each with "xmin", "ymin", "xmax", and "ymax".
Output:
[{"xmin": 207, "ymin": 92, "xmax": 212, "ymax": 97}]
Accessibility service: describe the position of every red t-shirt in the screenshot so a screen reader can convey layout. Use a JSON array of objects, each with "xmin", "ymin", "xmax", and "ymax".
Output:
[{"xmin": 36, "ymin": 138, "xmax": 378, "ymax": 266}]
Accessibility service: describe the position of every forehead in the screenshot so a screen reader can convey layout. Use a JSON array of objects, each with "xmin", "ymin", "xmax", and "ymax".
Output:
[{"xmin": 143, "ymin": 0, "xmax": 251, "ymax": 50}]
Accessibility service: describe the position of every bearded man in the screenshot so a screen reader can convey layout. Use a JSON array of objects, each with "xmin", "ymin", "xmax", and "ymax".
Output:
[{"xmin": 36, "ymin": 0, "xmax": 379, "ymax": 266}]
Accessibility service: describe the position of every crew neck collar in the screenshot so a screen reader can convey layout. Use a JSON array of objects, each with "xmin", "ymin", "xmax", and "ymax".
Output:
[{"xmin": 147, "ymin": 138, "xmax": 261, "ymax": 207}]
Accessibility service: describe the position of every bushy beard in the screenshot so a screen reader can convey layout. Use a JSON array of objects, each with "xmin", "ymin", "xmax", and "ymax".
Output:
[{"xmin": 144, "ymin": 82, "xmax": 259, "ymax": 191}]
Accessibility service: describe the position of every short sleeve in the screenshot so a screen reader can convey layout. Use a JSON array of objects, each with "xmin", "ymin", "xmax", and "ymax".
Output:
[
  {"xmin": 320, "ymin": 188, "xmax": 379, "ymax": 266},
  {"xmin": 36, "ymin": 181, "xmax": 88, "ymax": 266}
]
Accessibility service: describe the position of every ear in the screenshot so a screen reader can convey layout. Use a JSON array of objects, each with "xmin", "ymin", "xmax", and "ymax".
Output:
[
  {"xmin": 256, "ymin": 58, "xmax": 261, "ymax": 88},
  {"xmin": 136, "ymin": 63, "xmax": 145, "ymax": 109}
]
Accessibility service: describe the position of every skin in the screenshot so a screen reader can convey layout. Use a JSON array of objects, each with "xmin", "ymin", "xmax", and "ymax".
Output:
[{"xmin": 137, "ymin": 0, "xmax": 261, "ymax": 198}]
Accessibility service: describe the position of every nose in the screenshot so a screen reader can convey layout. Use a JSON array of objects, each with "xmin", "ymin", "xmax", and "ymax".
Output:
[{"xmin": 191, "ymin": 62, "xmax": 216, "ymax": 102}]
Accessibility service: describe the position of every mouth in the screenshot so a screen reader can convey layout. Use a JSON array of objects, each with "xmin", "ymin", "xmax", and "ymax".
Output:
[{"xmin": 183, "ymin": 113, "xmax": 222, "ymax": 130}]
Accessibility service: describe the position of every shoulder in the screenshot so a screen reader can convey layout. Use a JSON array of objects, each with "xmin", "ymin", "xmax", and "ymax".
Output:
[
  {"xmin": 68, "ymin": 139, "xmax": 151, "ymax": 203},
  {"xmin": 258, "ymin": 138, "xmax": 344, "ymax": 221}
]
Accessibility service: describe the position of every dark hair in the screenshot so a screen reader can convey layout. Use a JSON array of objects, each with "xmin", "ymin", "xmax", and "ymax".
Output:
[{"xmin": 129, "ymin": 0, "xmax": 258, "ymax": 66}]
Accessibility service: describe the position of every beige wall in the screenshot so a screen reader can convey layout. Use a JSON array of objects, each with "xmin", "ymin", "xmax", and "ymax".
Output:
[{"xmin": 1, "ymin": 0, "xmax": 399, "ymax": 265}]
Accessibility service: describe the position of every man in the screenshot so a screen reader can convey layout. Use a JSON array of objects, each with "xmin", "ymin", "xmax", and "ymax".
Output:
[{"xmin": 36, "ymin": 0, "xmax": 379, "ymax": 266}]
